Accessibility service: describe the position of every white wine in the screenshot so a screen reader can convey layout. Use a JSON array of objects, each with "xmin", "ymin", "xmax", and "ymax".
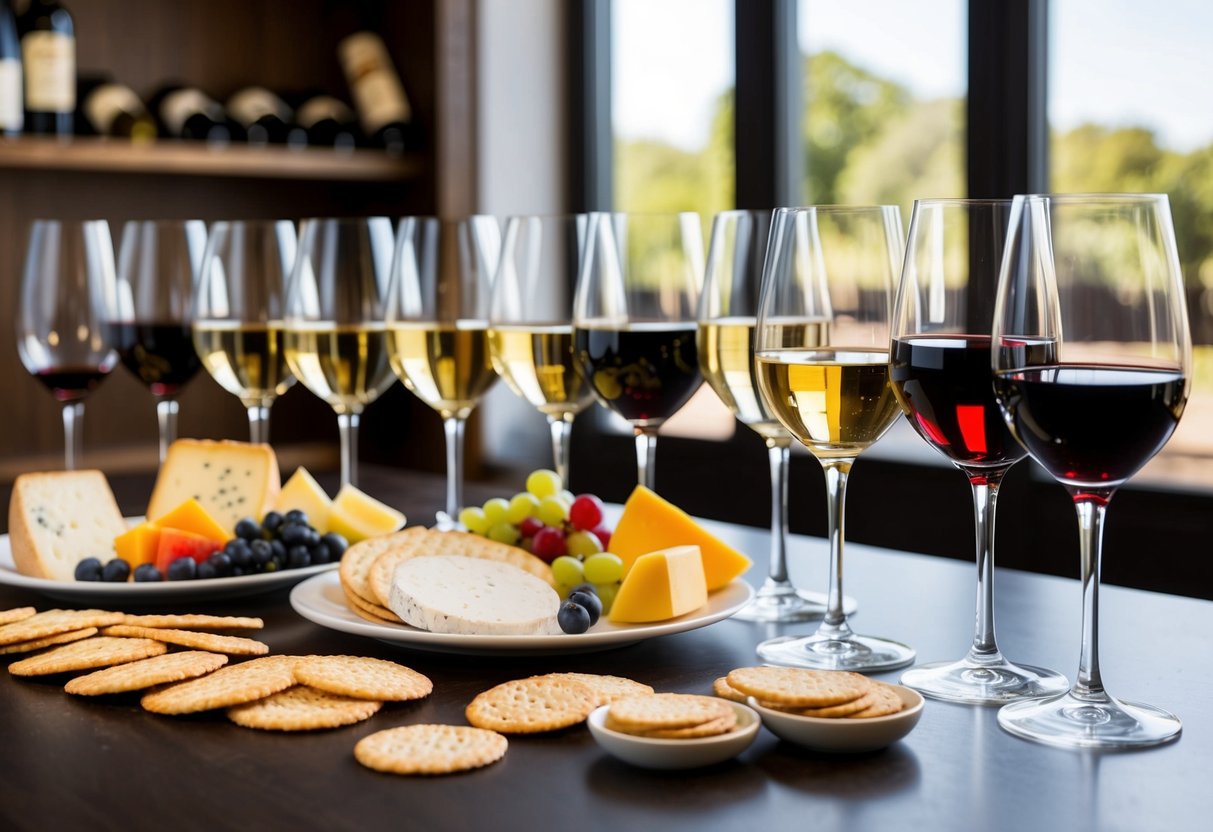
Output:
[
  {"xmin": 698, "ymin": 317, "xmax": 827, "ymax": 443},
  {"xmin": 489, "ymin": 324, "xmax": 591, "ymax": 418},
  {"xmin": 755, "ymin": 348, "xmax": 901, "ymax": 458},
  {"xmin": 283, "ymin": 322, "xmax": 394, "ymax": 414},
  {"xmin": 389, "ymin": 321, "xmax": 496, "ymax": 419},
  {"xmin": 194, "ymin": 321, "xmax": 294, "ymax": 407}
]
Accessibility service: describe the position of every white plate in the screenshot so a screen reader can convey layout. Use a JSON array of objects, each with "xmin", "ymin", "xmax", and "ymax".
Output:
[
  {"xmin": 0, "ymin": 532, "xmax": 337, "ymax": 605},
  {"xmin": 289, "ymin": 571, "xmax": 756, "ymax": 656},
  {"xmin": 748, "ymin": 685, "xmax": 925, "ymax": 753},
  {"xmin": 587, "ymin": 701, "xmax": 760, "ymax": 769}
]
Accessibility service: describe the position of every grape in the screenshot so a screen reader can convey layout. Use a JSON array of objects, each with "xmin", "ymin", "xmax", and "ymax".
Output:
[
  {"xmin": 487, "ymin": 522, "xmax": 521, "ymax": 545},
  {"xmin": 482, "ymin": 497, "xmax": 510, "ymax": 525},
  {"xmin": 526, "ymin": 469, "xmax": 563, "ymax": 499},
  {"xmin": 459, "ymin": 506, "xmax": 491, "ymax": 535},
  {"xmin": 589, "ymin": 525, "xmax": 612, "ymax": 550},
  {"xmin": 551, "ymin": 555, "xmax": 585, "ymax": 587},
  {"xmin": 557, "ymin": 601, "xmax": 591, "ymax": 634},
  {"xmin": 536, "ymin": 496, "xmax": 569, "ymax": 527},
  {"xmin": 531, "ymin": 526, "xmax": 568, "ymax": 561},
  {"xmin": 568, "ymin": 590, "xmax": 602, "ymax": 625},
  {"xmin": 593, "ymin": 582, "xmax": 619, "ymax": 614},
  {"xmin": 506, "ymin": 492, "xmax": 540, "ymax": 524},
  {"xmin": 518, "ymin": 516, "xmax": 544, "ymax": 538},
  {"xmin": 568, "ymin": 494, "xmax": 605, "ymax": 531},
  {"xmin": 557, "ymin": 489, "xmax": 576, "ymax": 505},
  {"xmin": 583, "ymin": 552, "xmax": 624, "ymax": 584},
  {"xmin": 566, "ymin": 530, "xmax": 604, "ymax": 558}
]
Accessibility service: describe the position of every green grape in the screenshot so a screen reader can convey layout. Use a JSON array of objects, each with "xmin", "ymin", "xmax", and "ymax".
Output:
[
  {"xmin": 536, "ymin": 496, "xmax": 569, "ymax": 527},
  {"xmin": 593, "ymin": 582, "xmax": 619, "ymax": 614},
  {"xmin": 458, "ymin": 507, "xmax": 490, "ymax": 535},
  {"xmin": 526, "ymin": 469, "xmax": 563, "ymax": 499},
  {"xmin": 551, "ymin": 555, "xmax": 585, "ymax": 587},
  {"xmin": 482, "ymin": 497, "xmax": 510, "ymax": 525},
  {"xmin": 566, "ymin": 530, "xmax": 603, "ymax": 558},
  {"xmin": 557, "ymin": 489, "xmax": 575, "ymax": 505},
  {"xmin": 505, "ymin": 492, "xmax": 540, "ymax": 524},
  {"xmin": 487, "ymin": 522, "xmax": 521, "ymax": 545},
  {"xmin": 583, "ymin": 552, "xmax": 624, "ymax": 584}
]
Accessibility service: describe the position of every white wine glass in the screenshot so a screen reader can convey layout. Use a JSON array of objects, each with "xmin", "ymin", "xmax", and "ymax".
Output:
[
  {"xmin": 489, "ymin": 214, "xmax": 595, "ymax": 484},
  {"xmin": 754, "ymin": 205, "xmax": 915, "ymax": 671},
  {"xmin": 573, "ymin": 212, "xmax": 705, "ymax": 489},
  {"xmin": 386, "ymin": 216, "xmax": 502, "ymax": 518},
  {"xmin": 992, "ymin": 194, "xmax": 1190, "ymax": 749},
  {"xmin": 283, "ymin": 217, "xmax": 397, "ymax": 487},
  {"xmin": 193, "ymin": 220, "xmax": 297, "ymax": 444},
  {"xmin": 17, "ymin": 220, "xmax": 118, "ymax": 469}
]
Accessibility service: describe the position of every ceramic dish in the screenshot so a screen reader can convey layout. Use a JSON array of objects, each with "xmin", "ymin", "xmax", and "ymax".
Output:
[
  {"xmin": 587, "ymin": 701, "xmax": 760, "ymax": 769},
  {"xmin": 748, "ymin": 684, "xmax": 924, "ymax": 753}
]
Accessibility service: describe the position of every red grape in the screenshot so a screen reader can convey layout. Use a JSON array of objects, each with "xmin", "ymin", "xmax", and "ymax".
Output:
[
  {"xmin": 531, "ymin": 526, "xmax": 568, "ymax": 562},
  {"xmin": 589, "ymin": 524, "xmax": 612, "ymax": 551},
  {"xmin": 568, "ymin": 494, "xmax": 605, "ymax": 531},
  {"xmin": 518, "ymin": 517, "xmax": 544, "ymax": 539}
]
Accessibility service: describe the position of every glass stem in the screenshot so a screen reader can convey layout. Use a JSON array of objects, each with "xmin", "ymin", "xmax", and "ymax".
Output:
[
  {"xmin": 337, "ymin": 411, "xmax": 360, "ymax": 488},
  {"xmin": 548, "ymin": 414, "xmax": 574, "ymax": 486},
  {"xmin": 247, "ymin": 404, "xmax": 271, "ymax": 445},
  {"xmin": 766, "ymin": 439, "xmax": 792, "ymax": 585},
  {"xmin": 817, "ymin": 459, "xmax": 855, "ymax": 638},
  {"xmin": 967, "ymin": 469, "xmax": 1009, "ymax": 663},
  {"xmin": 1072, "ymin": 494, "xmax": 1112, "ymax": 700},
  {"xmin": 635, "ymin": 427, "xmax": 658, "ymax": 490},
  {"xmin": 155, "ymin": 398, "xmax": 179, "ymax": 464},
  {"xmin": 443, "ymin": 416, "xmax": 467, "ymax": 519},
  {"xmin": 61, "ymin": 401, "xmax": 84, "ymax": 471}
]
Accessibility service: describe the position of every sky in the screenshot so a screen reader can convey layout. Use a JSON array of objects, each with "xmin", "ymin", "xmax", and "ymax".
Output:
[{"xmin": 613, "ymin": 0, "xmax": 1213, "ymax": 154}]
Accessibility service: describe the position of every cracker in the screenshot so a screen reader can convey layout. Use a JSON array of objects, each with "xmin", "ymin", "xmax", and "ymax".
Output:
[
  {"xmin": 66, "ymin": 651, "xmax": 228, "ymax": 695},
  {"xmin": 637, "ymin": 712, "xmax": 738, "ymax": 739},
  {"xmin": 712, "ymin": 676, "xmax": 748, "ymax": 703},
  {"xmin": 0, "ymin": 627, "xmax": 98, "ymax": 655},
  {"xmin": 605, "ymin": 693, "xmax": 734, "ymax": 732},
  {"xmin": 141, "ymin": 655, "xmax": 299, "ymax": 714},
  {"xmin": 726, "ymin": 666, "xmax": 870, "ymax": 708},
  {"xmin": 538, "ymin": 673, "xmax": 654, "ymax": 707},
  {"xmin": 343, "ymin": 586, "xmax": 402, "ymax": 625},
  {"xmin": 99, "ymin": 625, "xmax": 269, "ymax": 656},
  {"xmin": 0, "ymin": 607, "xmax": 36, "ymax": 625},
  {"xmin": 340, "ymin": 527, "xmax": 428, "ymax": 608},
  {"xmin": 354, "ymin": 725, "xmax": 507, "ymax": 775},
  {"xmin": 8, "ymin": 636, "xmax": 167, "ymax": 676},
  {"xmin": 226, "ymin": 685, "xmax": 382, "ymax": 731},
  {"xmin": 293, "ymin": 655, "xmax": 432, "ymax": 702},
  {"xmin": 0, "ymin": 609, "xmax": 124, "ymax": 646},
  {"xmin": 846, "ymin": 682, "xmax": 905, "ymax": 719},
  {"xmin": 778, "ymin": 691, "xmax": 875, "ymax": 718},
  {"xmin": 465, "ymin": 676, "xmax": 597, "ymax": 734},
  {"xmin": 119, "ymin": 614, "xmax": 263, "ymax": 630}
]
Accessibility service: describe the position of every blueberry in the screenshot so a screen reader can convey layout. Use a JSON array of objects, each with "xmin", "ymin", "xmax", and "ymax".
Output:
[
  {"xmin": 279, "ymin": 523, "xmax": 309, "ymax": 545},
  {"xmin": 249, "ymin": 539, "xmax": 273, "ymax": 565},
  {"xmin": 283, "ymin": 509, "xmax": 309, "ymax": 526},
  {"xmin": 74, "ymin": 557, "xmax": 103, "ymax": 582},
  {"xmin": 224, "ymin": 538, "xmax": 252, "ymax": 567},
  {"xmin": 133, "ymin": 563, "xmax": 162, "ymax": 582},
  {"xmin": 230, "ymin": 566, "xmax": 245, "ymax": 577},
  {"xmin": 262, "ymin": 511, "xmax": 284, "ymax": 534},
  {"xmin": 567, "ymin": 590, "xmax": 602, "ymax": 626},
  {"xmin": 570, "ymin": 582, "xmax": 597, "ymax": 597},
  {"xmin": 557, "ymin": 601, "xmax": 592, "ymax": 635},
  {"xmin": 101, "ymin": 558, "xmax": 131, "ymax": 583},
  {"xmin": 320, "ymin": 533, "xmax": 348, "ymax": 559},
  {"xmin": 166, "ymin": 557, "xmax": 197, "ymax": 581},
  {"xmin": 308, "ymin": 542, "xmax": 332, "ymax": 565},
  {"xmin": 270, "ymin": 539, "xmax": 287, "ymax": 565},
  {"xmin": 287, "ymin": 545, "xmax": 312, "ymax": 569},
  {"xmin": 206, "ymin": 552, "xmax": 233, "ymax": 577},
  {"xmin": 196, "ymin": 561, "xmax": 218, "ymax": 580},
  {"xmin": 302, "ymin": 526, "xmax": 321, "ymax": 547},
  {"xmin": 235, "ymin": 518, "xmax": 262, "ymax": 541}
]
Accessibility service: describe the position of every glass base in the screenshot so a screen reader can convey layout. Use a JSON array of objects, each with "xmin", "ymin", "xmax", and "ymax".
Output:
[
  {"xmin": 731, "ymin": 583, "xmax": 859, "ymax": 623},
  {"xmin": 997, "ymin": 689, "xmax": 1182, "ymax": 749},
  {"xmin": 901, "ymin": 656, "xmax": 1069, "ymax": 705},
  {"xmin": 757, "ymin": 631, "xmax": 916, "ymax": 672}
]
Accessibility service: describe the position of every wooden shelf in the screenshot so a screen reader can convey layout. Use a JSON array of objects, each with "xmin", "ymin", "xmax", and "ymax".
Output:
[{"xmin": 0, "ymin": 136, "xmax": 422, "ymax": 182}]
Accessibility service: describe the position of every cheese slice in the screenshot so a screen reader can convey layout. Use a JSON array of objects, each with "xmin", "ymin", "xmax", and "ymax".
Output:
[
  {"xmin": 608, "ymin": 545, "xmax": 708, "ymax": 623},
  {"xmin": 152, "ymin": 498, "xmax": 232, "ymax": 544},
  {"xmin": 609, "ymin": 486, "xmax": 752, "ymax": 591},
  {"xmin": 275, "ymin": 467, "xmax": 332, "ymax": 533},
  {"xmin": 327, "ymin": 484, "xmax": 405, "ymax": 544},
  {"xmin": 146, "ymin": 440, "xmax": 280, "ymax": 534},
  {"xmin": 8, "ymin": 470, "xmax": 128, "ymax": 581},
  {"xmin": 388, "ymin": 555, "xmax": 561, "ymax": 635}
]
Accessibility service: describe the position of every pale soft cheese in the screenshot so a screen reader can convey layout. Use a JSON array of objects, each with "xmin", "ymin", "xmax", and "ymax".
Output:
[
  {"xmin": 388, "ymin": 555, "xmax": 561, "ymax": 636},
  {"xmin": 146, "ymin": 440, "xmax": 280, "ymax": 533},
  {"xmin": 8, "ymin": 470, "xmax": 128, "ymax": 580}
]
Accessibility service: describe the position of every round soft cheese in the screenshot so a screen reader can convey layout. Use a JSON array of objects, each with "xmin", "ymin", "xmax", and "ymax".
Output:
[{"xmin": 388, "ymin": 555, "xmax": 562, "ymax": 636}]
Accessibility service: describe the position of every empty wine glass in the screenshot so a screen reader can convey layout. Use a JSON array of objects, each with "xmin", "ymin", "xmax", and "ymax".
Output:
[{"xmin": 17, "ymin": 220, "xmax": 118, "ymax": 469}]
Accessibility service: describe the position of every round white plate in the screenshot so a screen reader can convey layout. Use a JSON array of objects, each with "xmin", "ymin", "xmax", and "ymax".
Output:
[
  {"xmin": 0, "ymin": 532, "xmax": 337, "ymax": 604},
  {"xmin": 289, "ymin": 571, "xmax": 756, "ymax": 656}
]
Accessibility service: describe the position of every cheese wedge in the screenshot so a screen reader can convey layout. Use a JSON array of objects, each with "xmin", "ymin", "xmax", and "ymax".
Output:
[
  {"xmin": 275, "ymin": 467, "xmax": 332, "ymax": 533},
  {"xmin": 609, "ymin": 486, "xmax": 751, "ymax": 591},
  {"xmin": 151, "ymin": 498, "xmax": 232, "ymax": 545},
  {"xmin": 8, "ymin": 470, "xmax": 128, "ymax": 580},
  {"xmin": 114, "ymin": 522, "xmax": 161, "ymax": 568},
  {"xmin": 608, "ymin": 545, "xmax": 708, "ymax": 623},
  {"xmin": 146, "ymin": 440, "xmax": 280, "ymax": 534},
  {"xmin": 327, "ymin": 484, "xmax": 405, "ymax": 544}
]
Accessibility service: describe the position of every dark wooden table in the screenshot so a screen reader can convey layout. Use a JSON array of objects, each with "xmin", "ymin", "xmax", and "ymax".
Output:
[{"xmin": 1, "ymin": 467, "xmax": 1209, "ymax": 832}]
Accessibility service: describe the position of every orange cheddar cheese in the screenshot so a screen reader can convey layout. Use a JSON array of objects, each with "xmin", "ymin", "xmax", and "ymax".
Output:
[
  {"xmin": 114, "ymin": 522, "xmax": 161, "ymax": 569},
  {"xmin": 608, "ymin": 545, "xmax": 708, "ymax": 623},
  {"xmin": 151, "ymin": 498, "xmax": 232, "ymax": 544},
  {"xmin": 610, "ymin": 486, "xmax": 751, "ymax": 591}
]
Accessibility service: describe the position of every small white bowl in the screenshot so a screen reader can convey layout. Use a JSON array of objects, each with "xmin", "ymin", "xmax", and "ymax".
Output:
[
  {"xmin": 749, "ymin": 684, "xmax": 924, "ymax": 753},
  {"xmin": 587, "ymin": 701, "xmax": 760, "ymax": 770}
]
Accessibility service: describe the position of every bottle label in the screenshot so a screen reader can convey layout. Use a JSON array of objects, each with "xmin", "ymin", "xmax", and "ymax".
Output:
[
  {"xmin": 160, "ymin": 88, "xmax": 220, "ymax": 136},
  {"xmin": 0, "ymin": 58, "xmax": 21, "ymax": 129},
  {"xmin": 22, "ymin": 31, "xmax": 74, "ymax": 112},
  {"xmin": 227, "ymin": 87, "xmax": 288, "ymax": 127},
  {"xmin": 296, "ymin": 95, "xmax": 353, "ymax": 129},
  {"xmin": 84, "ymin": 83, "xmax": 143, "ymax": 133},
  {"xmin": 338, "ymin": 32, "xmax": 411, "ymax": 133}
]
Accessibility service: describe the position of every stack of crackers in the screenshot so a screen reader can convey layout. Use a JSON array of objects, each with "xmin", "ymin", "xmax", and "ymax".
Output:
[
  {"xmin": 715, "ymin": 666, "xmax": 906, "ymax": 719},
  {"xmin": 603, "ymin": 693, "xmax": 740, "ymax": 740}
]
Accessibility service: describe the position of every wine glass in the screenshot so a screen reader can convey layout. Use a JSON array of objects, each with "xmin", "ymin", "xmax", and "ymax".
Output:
[
  {"xmin": 891, "ymin": 199, "xmax": 1069, "ymax": 702},
  {"xmin": 386, "ymin": 216, "xmax": 502, "ymax": 519},
  {"xmin": 754, "ymin": 205, "xmax": 915, "ymax": 671},
  {"xmin": 193, "ymin": 220, "xmax": 298, "ymax": 444},
  {"xmin": 16, "ymin": 220, "xmax": 118, "ymax": 469},
  {"xmin": 283, "ymin": 217, "xmax": 397, "ymax": 488},
  {"xmin": 110, "ymin": 220, "xmax": 207, "ymax": 462},
  {"xmin": 992, "ymin": 194, "xmax": 1190, "ymax": 749},
  {"xmin": 573, "ymin": 212, "xmax": 705, "ymax": 489},
  {"xmin": 489, "ymin": 214, "xmax": 595, "ymax": 485},
  {"xmin": 697, "ymin": 209, "xmax": 857, "ymax": 623}
]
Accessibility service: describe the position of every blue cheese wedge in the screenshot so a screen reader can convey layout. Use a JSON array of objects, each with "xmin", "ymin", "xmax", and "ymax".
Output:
[
  {"xmin": 146, "ymin": 439, "xmax": 280, "ymax": 533},
  {"xmin": 8, "ymin": 470, "xmax": 127, "ymax": 581},
  {"xmin": 388, "ymin": 555, "xmax": 561, "ymax": 636}
]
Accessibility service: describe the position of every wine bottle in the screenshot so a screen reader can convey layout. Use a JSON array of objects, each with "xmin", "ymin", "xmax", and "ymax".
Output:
[
  {"xmin": 295, "ymin": 93, "xmax": 359, "ymax": 151},
  {"xmin": 18, "ymin": 0, "xmax": 74, "ymax": 136},
  {"xmin": 148, "ymin": 84, "xmax": 241, "ymax": 145},
  {"xmin": 337, "ymin": 31, "xmax": 414, "ymax": 154},
  {"xmin": 227, "ymin": 86, "xmax": 306, "ymax": 148},
  {"xmin": 82, "ymin": 82, "xmax": 156, "ymax": 141},
  {"xmin": 0, "ymin": 0, "xmax": 20, "ymax": 135}
]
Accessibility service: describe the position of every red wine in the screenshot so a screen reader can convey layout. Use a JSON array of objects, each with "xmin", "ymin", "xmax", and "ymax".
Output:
[
  {"xmin": 993, "ymin": 364, "xmax": 1186, "ymax": 490},
  {"xmin": 108, "ymin": 321, "xmax": 201, "ymax": 398},
  {"xmin": 35, "ymin": 365, "xmax": 109, "ymax": 402},
  {"xmin": 574, "ymin": 323, "xmax": 701, "ymax": 426},
  {"xmin": 891, "ymin": 335, "xmax": 1054, "ymax": 469}
]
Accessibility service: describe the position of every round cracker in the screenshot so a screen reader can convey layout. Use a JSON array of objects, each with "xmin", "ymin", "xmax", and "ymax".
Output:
[
  {"xmin": 0, "ymin": 627, "xmax": 99, "ymax": 655},
  {"xmin": 342, "ymin": 586, "xmax": 401, "ymax": 624},
  {"xmin": 119, "ymin": 614, "xmax": 263, "ymax": 630},
  {"xmin": 712, "ymin": 676, "xmax": 748, "ymax": 703},
  {"xmin": 294, "ymin": 655, "xmax": 432, "ymax": 702},
  {"xmin": 8, "ymin": 636, "xmax": 167, "ymax": 676},
  {"xmin": 638, "ymin": 712, "xmax": 738, "ymax": 739},
  {"xmin": 846, "ymin": 682, "xmax": 905, "ymax": 718},
  {"xmin": 340, "ymin": 527, "xmax": 428, "ymax": 608},
  {"xmin": 66, "ymin": 651, "xmax": 229, "ymax": 695},
  {"xmin": 0, "ymin": 609, "xmax": 125, "ymax": 646},
  {"xmin": 355, "ymin": 725, "xmax": 507, "ymax": 775},
  {"xmin": 227, "ymin": 685, "xmax": 382, "ymax": 731},
  {"xmin": 779, "ymin": 691, "xmax": 875, "ymax": 718},
  {"xmin": 0, "ymin": 607, "xmax": 36, "ymax": 626},
  {"xmin": 141, "ymin": 655, "xmax": 299, "ymax": 715},
  {"xmin": 726, "ymin": 666, "xmax": 870, "ymax": 708},
  {"xmin": 465, "ymin": 676, "xmax": 596, "ymax": 734},
  {"xmin": 100, "ymin": 624, "xmax": 268, "ymax": 656},
  {"xmin": 538, "ymin": 673, "xmax": 654, "ymax": 707},
  {"xmin": 606, "ymin": 693, "xmax": 734, "ymax": 732}
]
